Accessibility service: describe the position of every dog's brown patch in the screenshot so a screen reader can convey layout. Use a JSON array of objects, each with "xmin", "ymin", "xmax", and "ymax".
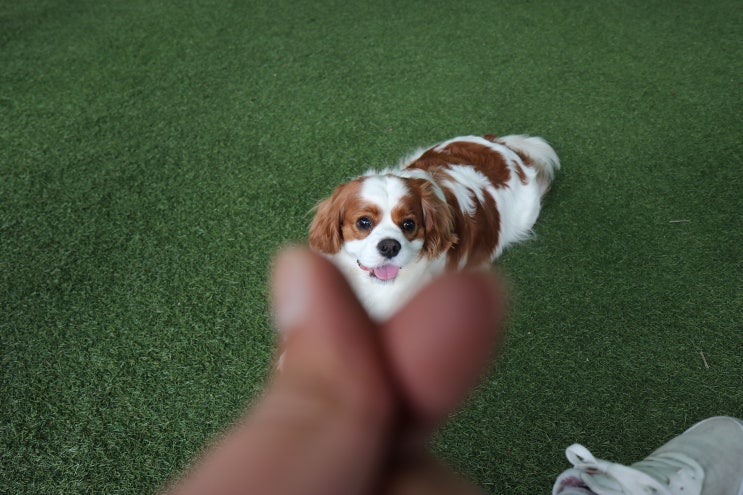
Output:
[
  {"xmin": 309, "ymin": 179, "xmax": 380, "ymax": 253},
  {"xmin": 407, "ymin": 140, "xmax": 512, "ymax": 188},
  {"xmin": 403, "ymin": 140, "xmax": 506, "ymax": 268},
  {"xmin": 434, "ymin": 170, "xmax": 500, "ymax": 270},
  {"xmin": 405, "ymin": 179, "xmax": 457, "ymax": 259},
  {"xmin": 391, "ymin": 194, "xmax": 425, "ymax": 243}
]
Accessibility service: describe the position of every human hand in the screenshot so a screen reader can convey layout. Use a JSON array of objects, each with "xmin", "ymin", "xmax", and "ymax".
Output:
[{"xmin": 166, "ymin": 247, "xmax": 506, "ymax": 495}]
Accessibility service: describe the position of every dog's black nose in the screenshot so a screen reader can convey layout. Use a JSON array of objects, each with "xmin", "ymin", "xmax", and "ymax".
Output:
[{"xmin": 377, "ymin": 238, "xmax": 401, "ymax": 258}]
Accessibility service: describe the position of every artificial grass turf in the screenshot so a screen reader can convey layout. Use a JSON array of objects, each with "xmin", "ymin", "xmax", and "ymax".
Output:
[{"xmin": 1, "ymin": 0, "xmax": 741, "ymax": 493}]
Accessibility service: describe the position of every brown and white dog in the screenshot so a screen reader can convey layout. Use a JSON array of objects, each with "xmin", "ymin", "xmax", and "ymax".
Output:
[{"xmin": 309, "ymin": 134, "xmax": 560, "ymax": 320}]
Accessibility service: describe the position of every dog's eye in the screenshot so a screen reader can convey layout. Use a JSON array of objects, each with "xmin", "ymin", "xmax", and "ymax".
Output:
[
  {"xmin": 401, "ymin": 219, "xmax": 416, "ymax": 232},
  {"xmin": 356, "ymin": 217, "xmax": 373, "ymax": 230}
]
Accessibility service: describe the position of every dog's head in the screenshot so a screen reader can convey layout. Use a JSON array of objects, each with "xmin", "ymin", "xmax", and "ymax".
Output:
[{"xmin": 309, "ymin": 173, "xmax": 456, "ymax": 283}]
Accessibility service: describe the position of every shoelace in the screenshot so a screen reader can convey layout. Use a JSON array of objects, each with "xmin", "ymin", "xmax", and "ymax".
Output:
[{"xmin": 564, "ymin": 444, "xmax": 704, "ymax": 495}]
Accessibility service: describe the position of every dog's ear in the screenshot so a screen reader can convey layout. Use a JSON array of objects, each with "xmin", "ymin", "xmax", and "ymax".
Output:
[
  {"xmin": 414, "ymin": 179, "xmax": 458, "ymax": 258},
  {"xmin": 308, "ymin": 183, "xmax": 350, "ymax": 254}
]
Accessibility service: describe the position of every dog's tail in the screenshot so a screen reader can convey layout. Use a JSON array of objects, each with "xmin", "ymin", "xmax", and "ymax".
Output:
[{"xmin": 496, "ymin": 134, "xmax": 560, "ymax": 196}]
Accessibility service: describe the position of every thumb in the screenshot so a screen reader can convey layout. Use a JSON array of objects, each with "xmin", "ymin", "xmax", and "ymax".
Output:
[
  {"xmin": 268, "ymin": 247, "xmax": 396, "ymax": 495},
  {"xmin": 169, "ymin": 248, "xmax": 394, "ymax": 495},
  {"xmin": 272, "ymin": 247, "xmax": 391, "ymax": 415}
]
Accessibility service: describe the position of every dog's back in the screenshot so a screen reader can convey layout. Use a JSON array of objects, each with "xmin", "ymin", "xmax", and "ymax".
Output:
[
  {"xmin": 493, "ymin": 134, "xmax": 560, "ymax": 196},
  {"xmin": 402, "ymin": 134, "xmax": 560, "ymax": 265}
]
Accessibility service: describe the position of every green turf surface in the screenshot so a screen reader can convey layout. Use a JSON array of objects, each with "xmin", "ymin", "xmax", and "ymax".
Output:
[{"xmin": 2, "ymin": 0, "xmax": 741, "ymax": 493}]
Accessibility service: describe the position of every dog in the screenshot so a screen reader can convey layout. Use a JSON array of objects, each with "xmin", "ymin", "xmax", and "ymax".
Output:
[{"xmin": 309, "ymin": 134, "xmax": 560, "ymax": 320}]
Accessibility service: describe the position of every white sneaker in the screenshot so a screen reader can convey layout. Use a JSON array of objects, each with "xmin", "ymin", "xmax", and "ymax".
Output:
[{"xmin": 553, "ymin": 416, "xmax": 743, "ymax": 495}]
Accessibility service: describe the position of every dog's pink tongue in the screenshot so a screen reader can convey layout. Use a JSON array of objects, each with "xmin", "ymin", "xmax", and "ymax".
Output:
[{"xmin": 373, "ymin": 265, "xmax": 400, "ymax": 281}]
